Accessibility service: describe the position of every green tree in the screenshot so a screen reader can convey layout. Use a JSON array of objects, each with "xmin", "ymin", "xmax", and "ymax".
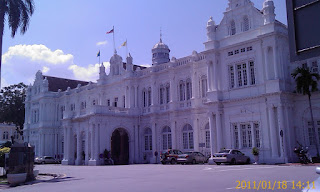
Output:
[
  {"xmin": 0, "ymin": 83, "xmax": 27, "ymax": 136},
  {"xmin": 292, "ymin": 67, "xmax": 320, "ymax": 156},
  {"xmin": 0, "ymin": 0, "xmax": 35, "ymax": 87}
]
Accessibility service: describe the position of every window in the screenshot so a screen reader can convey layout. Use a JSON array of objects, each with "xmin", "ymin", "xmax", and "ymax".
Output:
[
  {"xmin": 166, "ymin": 84, "xmax": 170, "ymax": 103},
  {"xmin": 247, "ymin": 46, "xmax": 253, "ymax": 51},
  {"xmin": 143, "ymin": 89, "xmax": 147, "ymax": 107},
  {"xmin": 241, "ymin": 48, "xmax": 246, "ymax": 53},
  {"xmin": 205, "ymin": 123, "xmax": 210, "ymax": 148},
  {"xmin": 230, "ymin": 20, "xmax": 236, "ymax": 35},
  {"xmin": 235, "ymin": 50, "xmax": 239, "ymax": 54},
  {"xmin": 236, "ymin": 64, "xmax": 248, "ymax": 87},
  {"xmin": 159, "ymin": 85, "xmax": 165, "ymax": 105},
  {"xmin": 233, "ymin": 125, "xmax": 239, "ymax": 149},
  {"xmin": 114, "ymin": 97, "xmax": 118, "ymax": 107},
  {"xmin": 3, "ymin": 131, "xmax": 8, "ymax": 140},
  {"xmin": 162, "ymin": 126, "xmax": 172, "ymax": 150},
  {"xmin": 81, "ymin": 102, "xmax": 86, "ymax": 110},
  {"xmin": 14, "ymin": 131, "xmax": 20, "ymax": 140},
  {"xmin": 182, "ymin": 124, "xmax": 194, "ymax": 149},
  {"xmin": 71, "ymin": 103, "xmax": 75, "ymax": 111},
  {"xmin": 308, "ymin": 121, "xmax": 320, "ymax": 145},
  {"xmin": 92, "ymin": 100, "xmax": 96, "ymax": 106},
  {"xmin": 179, "ymin": 81, "xmax": 185, "ymax": 101},
  {"xmin": 249, "ymin": 61, "xmax": 256, "ymax": 85},
  {"xmin": 229, "ymin": 66, "xmax": 235, "ymax": 88},
  {"xmin": 312, "ymin": 61, "xmax": 318, "ymax": 73},
  {"xmin": 243, "ymin": 16, "xmax": 249, "ymax": 31},
  {"xmin": 237, "ymin": 64, "xmax": 243, "ymax": 87},
  {"xmin": 254, "ymin": 123, "xmax": 260, "ymax": 148},
  {"xmin": 201, "ymin": 76, "xmax": 208, "ymax": 98},
  {"xmin": 144, "ymin": 128, "xmax": 152, "ymax": 151},
  {"xmin": 107, "ymin": 99, "xmax": 110, "ymax": 107},
  {"xmin": 147, "ymin": 87, "xmax": 151, "ymax": 106},
  {"xmin": 123, "ymin": 96, "xmax": 125, "ymax": 108},
  {"xmin": 228, "ymin": 51, "xmax": 234, "ymax": 56},
  {"xmin": 186, "ymin": 79, "xmax": 192, "ymax": 100}
]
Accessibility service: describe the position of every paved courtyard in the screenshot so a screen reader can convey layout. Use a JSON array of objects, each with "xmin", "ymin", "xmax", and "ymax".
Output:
[{"xmin": 4, "ymin": 164, "xmax": 320, "ymax": 192}]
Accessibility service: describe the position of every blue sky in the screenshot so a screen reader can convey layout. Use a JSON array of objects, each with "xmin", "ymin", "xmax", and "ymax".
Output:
[{"xmin": 1, "ymin": 0, "xmax": 287, "ymax": 88}]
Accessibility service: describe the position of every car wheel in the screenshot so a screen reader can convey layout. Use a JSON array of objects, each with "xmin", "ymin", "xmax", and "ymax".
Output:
[
  {"xmin": 216, "ymin": 162, "xmax": 221, "ymax": 165},
  {"xmin": 170, "ymin": 158, "xmax": 176, "ymax": 164},
  {"xmin": 246, "ymin": 158, "xmax": 250, "ymax": 164},
  {"xmin": 192, "ymin": 159, "xmax": 196, "ymax": 164},
  {"xmin": 231, "ymin": 159, "xmax": 236, "ymax": 165},
  {"xmin": 41, "ymin": 161, "xmax": 45, "ymax": 164}
]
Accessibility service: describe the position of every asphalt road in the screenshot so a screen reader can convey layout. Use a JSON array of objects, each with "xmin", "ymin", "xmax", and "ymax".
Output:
[{"xmin": 4, "ymin": 164, "xmax": 320, "ymax": 192}]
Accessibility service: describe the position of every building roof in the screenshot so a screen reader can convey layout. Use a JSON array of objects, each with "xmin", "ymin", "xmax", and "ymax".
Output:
[
  {"xmin": 122, "ymin": 63, "xmax": 148, "ymax": 71},
  {"xmin": 43, "ymin": 75, "xmax": 89, "ymax": 92}
]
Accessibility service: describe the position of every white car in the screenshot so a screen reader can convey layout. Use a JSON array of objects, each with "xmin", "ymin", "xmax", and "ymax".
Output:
[
  {"xmin": 212, "ymin": 149, "xmax": 251, "ymax": 165},
  {"xmin": 302, "ymin": 167, "xmax": 320, "ymax": 192},
  {"xmin": 35, "ymin": 156, "xmax": 59, "ymax": 164}
]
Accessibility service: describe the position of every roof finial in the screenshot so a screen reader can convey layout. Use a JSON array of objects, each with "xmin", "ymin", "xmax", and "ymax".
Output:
[{"xmin": 160, "ymin": 27, "xmax": 162, "ymax": 43}]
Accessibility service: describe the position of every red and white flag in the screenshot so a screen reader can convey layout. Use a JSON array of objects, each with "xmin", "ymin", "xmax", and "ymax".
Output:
[{"xmin": 106, "ymin": 28, "xmax": 114, "ymax": 34}]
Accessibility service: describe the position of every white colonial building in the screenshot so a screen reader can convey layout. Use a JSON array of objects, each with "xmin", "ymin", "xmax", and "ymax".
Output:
[{"xmin": 24, "ymin": 0, "xmax": 320, "ymax": 165}]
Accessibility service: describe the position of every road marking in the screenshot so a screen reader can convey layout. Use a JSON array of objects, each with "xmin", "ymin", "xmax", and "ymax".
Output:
[
  {"xmin": 226, "ymin": 187, "xmax": 237, "ymax": 190},
  {"xmin": 203, "ymin": 167, "xmax": 212, "ymax": 170}
]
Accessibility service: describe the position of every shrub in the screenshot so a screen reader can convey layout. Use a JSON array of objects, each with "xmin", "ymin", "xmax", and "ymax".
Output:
[{"xmin": 252, "ymin": 147, "xmax": 259, "ymax": 156}]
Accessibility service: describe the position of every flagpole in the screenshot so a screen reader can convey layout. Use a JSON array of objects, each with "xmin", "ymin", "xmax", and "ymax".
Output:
[
  {"xmin": 99, "ymin": 50, "xmax": 100, "ymax": 64},
  {"xmin": 126, "ymin": 39, "xmax": 128, "ymax": 57},
  {"xmin": 113, "ymin": 26, "xmax": 116, "ymax": 54}
]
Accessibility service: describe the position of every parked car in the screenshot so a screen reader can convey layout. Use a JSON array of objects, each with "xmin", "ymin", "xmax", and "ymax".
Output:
[
  {"xmin": 302, "ymin": 167, "xmax": 320, "ymax": 192},
  {"xmin": 177, "ymin": 151, "xmax": 208, "ymax": 164},
  {"xmin": 160, "ymin": 149, "xmax": 183, "ymax": 164},
  {"xmin": 35, "ymin": 156, "xmax": 59, "ymax": 164},
  {"xmin": 212, "ymin": 149, "xmax": 250, "ymax": 165}
]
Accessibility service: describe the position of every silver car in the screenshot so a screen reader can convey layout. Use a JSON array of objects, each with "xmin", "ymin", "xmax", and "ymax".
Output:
[
  {"xmin": 177, "ymin": 152, "xmax": 208, "ymax": 164},
  {"xmin": 35, "ymin": 156, "xmax": 59, "ymax": 164},
  {"xmin": 212, "ymin": 149, "xmax": 250, "ymax": 165},
  {"xmin": 302, "ymin": 167, "xmax": 320, "ymax": 192}
]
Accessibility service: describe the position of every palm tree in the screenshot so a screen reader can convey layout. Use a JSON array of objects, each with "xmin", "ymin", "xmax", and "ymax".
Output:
[
  {"xmin": 292, "ymin": 67, "xmax": 320, "ymax": 156},
  {"xmin": 0, "ymin": 0, "xmax": 35, "ymax": 87}
]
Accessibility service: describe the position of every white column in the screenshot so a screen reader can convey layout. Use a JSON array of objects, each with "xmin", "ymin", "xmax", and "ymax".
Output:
[
  {"xmin": 54, "ymin": 133, "xmax": 57, "ymax": 158},
  {"xmin": 134, "ymin": 125, "xmax": 139, "ymax": 163},
  {"xmin": 278, "ymin": 105, "xmax": 288, "ymax": 162},
  {"xmin": 191, "ymin": 66, "xmax": 197, "ymax": 99},
  {"xmin": 208, "ymin": 113, "xmax": 215, "ymax": 156},
  {"xmin": 193, "ymin": 118, "xmax": 199, "ymax": 151},
  {"xmin": 207, "ymin": 62, "xmax": 213, "ymax": 92},
  {"xmin": 42, "ymin": 133, "xmax": 45, "ymax": 156},
  {"xmin": 273, "ymin": 46, "xmax": 279, "ymax": 79},
  {"xmin": 171, "ymin": 121, "xmax": 176, "ymax": 149},
  {"xmin": 76, "ymin": 128, "xmax": 81, "ymax": 165},
  {"xmin": 91, "ymin": 124, "xmax": 95, "ymax": 160},
  {"xmin": 85, "ymin": 128, "xmax": 89, "ymax": 165},
  {"xmin": 95, "ymin": 124, "xmax": 100, "ymax": 161},
  {"xmin": 135, "ymin": 86, "xmax": 138, "ymax": 108},
  {"xmin": 264, "ymin": 48, "xmax": 270, "ymax": 80},
  {"xmin": 216, "ymin": 113, "xmax": 222, "ymax": 151},
  {"xmin": 268, "ymin": 106, "xmax": 279, "ymax": 158},
  {"xmin": 151, "ymin": 122, "xmax": 157, "ymax": 163},
  {"xmin": 250, "ymin": 122, "xmax": 256, "ymax": 148}
]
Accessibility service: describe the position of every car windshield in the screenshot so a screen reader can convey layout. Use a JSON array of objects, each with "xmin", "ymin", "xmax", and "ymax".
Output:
[
  {"xmin": 218, "ymin": 150, "xmax": 230, "ymax": 153},
  {"xmin": 184, "ymin": 152, "xmax": 193, "ymax": 154}
]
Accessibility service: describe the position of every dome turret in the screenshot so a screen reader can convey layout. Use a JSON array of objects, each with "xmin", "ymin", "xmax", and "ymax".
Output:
[{"xmin": 152, "ymin": 32, "xmax": 170, "ymax": 65}]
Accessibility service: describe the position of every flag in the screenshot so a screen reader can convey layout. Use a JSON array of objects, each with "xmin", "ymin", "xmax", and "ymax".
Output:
[
  {"xmin": 119, "ymin": 40, "xmax": 127, "ymax": 48},
  {"xmin": 97, "ymin": 50, "xmax": 100, "ymax": 57},
  {"xmin": 106, "ymin": 28, "xmax": 114, "ymax": 34}
]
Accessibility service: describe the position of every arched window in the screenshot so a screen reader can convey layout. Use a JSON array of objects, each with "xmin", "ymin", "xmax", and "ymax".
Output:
[
  {"xmin": 165, "ymin": 83, "xmax": 170, "ymax": 103},
  {"xmin": 142, "ymin": 89, "xmax": 147, "ymax": 107},
  {"xmin": 186, "ymin": 79, "xmax": 192, "ymax": 100},
  {"xmin": 144, "ymin": 128, "xmax": 152, "ymax": 151},
  {"xmin": 230, "ymin": 20, "xmax": 236, "ymax": 35},
  {"xmin": 182, "ymin": 124, "xmax": 193, "ymax": 149},
  {"xmin": 147, "ymin": 87, "xmax": 152, "ymax": 106},
  {"xmin": 243, "ymin": 16, "xmax": 249, "ymax": 31},
  {"xmin": 162, "ymin": 126, "xmax": 172, "ymax": 150},
  {"xmin": 159, "ymin": 85, "xmax": 165, "ymax": 105},
  {"xmin": 179, "ymin": 81, "xmax": 185, "ymax": 101},
  {"xmin": 200, "ymin": 75, "xmax": 207, "ymax": 98},
  {"xmin": 3, "ymin": 131, "xmax": 8, "ymax": 140},
  {"xmin": 205, "ymin": 123, "xmax": 210, "ymax": 148}
]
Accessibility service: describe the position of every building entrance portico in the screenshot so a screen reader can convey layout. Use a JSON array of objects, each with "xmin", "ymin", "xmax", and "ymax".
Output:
[{"xmin": 111, "ymin": 128, "xmax": 129, "ymax": 165}]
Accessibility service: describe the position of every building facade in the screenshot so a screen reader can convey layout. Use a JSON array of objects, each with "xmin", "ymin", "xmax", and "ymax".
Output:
[
  {"xmin": 0, "ymin": 123, "xmax": 20, "ymax": 145},
  {"xmin": 24, "ymin": 0, "xmax": 320, "ymax": 165}
]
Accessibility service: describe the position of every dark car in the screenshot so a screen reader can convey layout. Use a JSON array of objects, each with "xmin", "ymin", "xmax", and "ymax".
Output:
[
  {"xmin": 177, "ymin": 151, "xmax": 208, "ymax": 164},
  {"xmin": 35, "ymin": 156, "xmax": 60, "ymax": 164},
  {"xmin": 212, "ymin": 149, "xmax": 250, "ymax": 165},
  {"xmin": 160, "ymin": 149, "xmax": 183, "ymax": 164}
]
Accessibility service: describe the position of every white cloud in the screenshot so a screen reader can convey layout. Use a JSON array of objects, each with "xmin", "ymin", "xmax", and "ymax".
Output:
[
  {"xmin": 2, "ymin": 44, "xmax": 73, "ymax": 65},
  {"xmin": 96, "ymin": 41, "xmax": 107, "ymax": 46},
  {"xmin": 1, "ymin": 44, "xmax": 112, "ymax": 87},
  {"xmin": 0, "ymin": 77, "xmax": 9, "ymax": 89}
]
